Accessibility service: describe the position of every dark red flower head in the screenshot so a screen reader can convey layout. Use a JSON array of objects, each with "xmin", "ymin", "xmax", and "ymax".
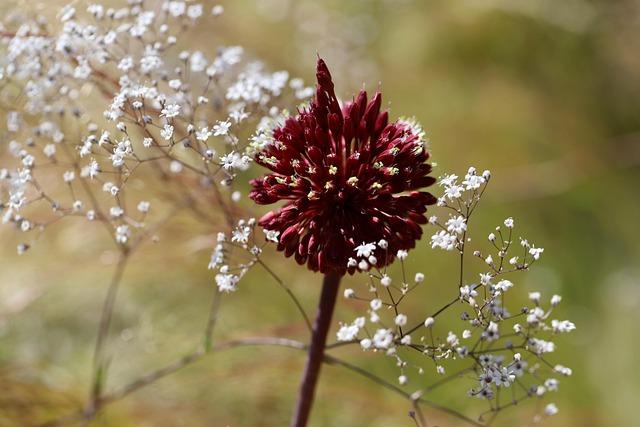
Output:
[{"xmin": 250, "ymin": 58, "xmax": 437, "ymax": 275}]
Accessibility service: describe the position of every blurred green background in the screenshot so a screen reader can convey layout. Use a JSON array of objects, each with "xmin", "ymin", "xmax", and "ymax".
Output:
[{"xmin": 1, "ymin": 0, "xmax": 639, "ymax": 426}]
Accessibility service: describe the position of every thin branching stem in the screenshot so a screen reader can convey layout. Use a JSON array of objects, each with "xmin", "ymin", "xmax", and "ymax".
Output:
[
  {"xmin": 39, "ymin": 336, "xmax": 482, "ymax": 427},
  {"xmin": 255, "ymin": 258, "xmax": 312, "ymax": 332},
  {"xmin": 83, "ymin": 250, "xmax": 129, "ymax": 425}
]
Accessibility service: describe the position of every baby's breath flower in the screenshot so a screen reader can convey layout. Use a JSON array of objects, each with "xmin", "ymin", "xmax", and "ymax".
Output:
[
  {"xmin": 394, "ymin": 314, "xmax": 407, "ymax": 326},
  {"xmin": 544, "ymin": 403, "xmax": 559, "ymax": 416}
]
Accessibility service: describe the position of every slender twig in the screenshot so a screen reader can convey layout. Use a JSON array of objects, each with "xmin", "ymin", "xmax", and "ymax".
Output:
[
  {"xmin": 423, "ymin": 366, "xmax": 476, "ymax": 393},
  {"xmin": 256, "ymin": 258, "xmax": 312, "ymax": 332},
  {"xmin": 83, "ymin": 251, "xmax": 129, "ymax": 424},
  {"xmin": 403, "ymin": 294, "xmax": 461, "ymax": 336},
  {"xmin": 39, "ymin": 336, "xmax": 482, "ymax": 427},
  {"xmin": 204, "ymin": 288, "xmax": 221, "ymax": 351},
  {"xmin": 412, "ymin": 400, "xmax": 428, "ymax": 427},
  {"xmin": 322, "ymin": 354, "xmax": 482, "ymax": 426},
  {"xmin": 100, "ymin": 348, "xmax": 207, "ymax": 405}
]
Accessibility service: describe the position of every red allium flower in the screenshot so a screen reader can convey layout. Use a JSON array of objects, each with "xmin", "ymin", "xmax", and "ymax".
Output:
[{"xmin": 250, "ymin": 58, "xmax": 437, "ymax": 275}]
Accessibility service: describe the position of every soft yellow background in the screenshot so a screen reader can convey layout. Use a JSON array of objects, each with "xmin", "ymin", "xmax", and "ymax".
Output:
[{"xmin": 1, "ymin": 1, "xmax": 639, "ymax": 426}]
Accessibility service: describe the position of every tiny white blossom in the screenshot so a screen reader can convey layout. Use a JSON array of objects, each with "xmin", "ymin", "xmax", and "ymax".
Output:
[
  {"xmin": 372, "ymin": 329, "xmax": 394, "ymax": 349},
  {"xmin": 337, "ymin": 323, "xmax": 360, "ymax": 342},
  {"xmin": 431, "ymin": 230, "xmax": 457, "ymax": 251},
  {"xmin": 169, "ymin": 161, "xmax": 183, "ymax": 174},
  {"xmin": 439, "ymin": 174, "xmax": 458, "ymax": 187},
  {"xmin": 394, "ymin": 314, "xmax": 407, "ymax": 326},
  {"xmin": 554, "ymin": 365, "xmax": 573, "ymax": 376},
  {"xmin": 480, "ymin": 273, "xmax": 492, "ymax": 285},
  {"xmin": 110, "ymin": 206, "xmax": 124, "ymax": 218},
  {"xmin": 529, "ymin": 246, "xmax": 544, "ymax": 260},
  {"xmin": 462, "ymin": 168, "xmax": 485, "ymax": 189},
  {"xmin": 264, "ymin": 229, "xmax": 280, "ymax": 243},
  {"xmin": 196, "ymin": 127, "xmax": 212, "ymax": 141},
  {"xmin": 380, "ymin": 275, "xmax": 392, "ymax": 287},
  {"xmin": 160, "ymin": 124, "xmax": 174, "ymax": 140},
  {"xmin": 43, "ymin": 144, "xmax": 56, "ymax": 157},
  {"xmin": 161, "ymin": 104, "xmax": 181, "ymax": 118},
  {"xmin": 167, "ymin": 1, "xmax": 186, "ymax": 17},
  {"xmin": 213, "ymin": 120, "xmax": 231, "ymax": 136},
  {"xmin": 360, "ymin": 338, "xmax": 372, "ymax": 349},
  {"xmin": 115, "ymin": 225, "xmax": 130, "ymax": 244},
  {"xmin": 446, "ymin": 215, "xmax": 467, "ymax": 234},
  {"xmin": 63, "ymin": 171, "xmax": 76, "ymax": 183},
  {"xmin": 137, "ymin": 201, "xmax": 150, "ymax": 213},
  {"xmin": 370, "ymin": 299, "xmax": 383, "ymax": 311},
  {"xmin": 529, "ymin": 338, "xmax": 555, "ymax": 354},
  {"xmin": 444, "ymin": 185, "xmax": 463, "ymax": 200},
  {"xmin": 354, "ymin": 242, "xmax": 376, "ymax": 258},
  {"xmin": 215, "ymin": 273, "xmax": 239, "ymax": 292},
  {"xmin": 551, "ymin": 320, "xmax": 576, "ymax": 333},
  {"xmin": 544, "ymin": 403, "xmax": 558, "ymax": 416},
  {"xmin": 187, "ymin": 4, "xmax": 203, "ymax": 19},
  {"xmin": 545, "ymin": 378, "xmax": 559, "ymax": 392},
  {"xmin": 494, "ymin": 279, "xmax": 513, "ymax": 292}
]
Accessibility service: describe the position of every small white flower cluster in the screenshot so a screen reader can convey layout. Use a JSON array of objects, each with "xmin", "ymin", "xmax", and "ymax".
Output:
[
  {"xmin": 347, "ymin": 239, "xmax": 410, "ymax": 273},
  {"xmin": 0, "ymin": 2, "xmax": 310, "ymax": 255},
  {"xmin": 339, "ymin": 241, "xmax": 429, "ymax": 387},
  {"xmin": 430, "ymin": 167, "xmax": 490, "ymax": 251},
  {"xmin": 337, "ymin": 167, "xmax": 573, "ymax": 424},
  {"xmin": 208, "ymin": 218, "xmax": 267, "ymax": 293}
]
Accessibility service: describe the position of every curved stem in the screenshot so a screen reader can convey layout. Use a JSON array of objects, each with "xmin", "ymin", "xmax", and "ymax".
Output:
[
  {"xmin": 256, "ymin": 258, "xmax": 312, "ymax": 332},
  {"xmin": 38, "ymin": 336, "xmax": 483, "ymax": 427},
  {"xmin": 290, "ymin": 272, "xmax": 342, "ymax": 427},
  {"xmin": 85, "ymin": 252, "xmax": 129, "ymax": 422}
]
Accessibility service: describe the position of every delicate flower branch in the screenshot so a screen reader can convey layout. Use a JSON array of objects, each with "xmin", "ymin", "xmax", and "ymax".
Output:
[{"xmin": 336, "ymin": 167, "xmax": 573, "ymax": 424}]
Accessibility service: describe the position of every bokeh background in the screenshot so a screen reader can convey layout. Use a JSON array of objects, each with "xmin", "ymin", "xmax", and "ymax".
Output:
[{"xmin": 1, "ymin": 0, "xmax": 639, "ymax": 426}]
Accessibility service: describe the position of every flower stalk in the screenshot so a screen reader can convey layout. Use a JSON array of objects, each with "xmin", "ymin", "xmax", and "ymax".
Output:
[{"xmin": 291, "ymin": 271, "xmax": 342, "ymax": 427}]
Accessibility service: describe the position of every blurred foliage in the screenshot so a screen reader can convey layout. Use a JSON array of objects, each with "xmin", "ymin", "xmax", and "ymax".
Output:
[{"xmin": 1, "ymin": 0, "xmax": 639, "ymax": 426}]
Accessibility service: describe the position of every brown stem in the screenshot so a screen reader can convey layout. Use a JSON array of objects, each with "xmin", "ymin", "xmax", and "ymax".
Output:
[
  {"xmin": 88, "ymin": 253, "xmax": 128, "ymax": 402},
  {"xmin": 290, "ymin": 272, "xmax": 342, "ymax": 427},
  {"xmin": 39, "ymin": 336, "xmax": 483, "ymax": 427}
]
